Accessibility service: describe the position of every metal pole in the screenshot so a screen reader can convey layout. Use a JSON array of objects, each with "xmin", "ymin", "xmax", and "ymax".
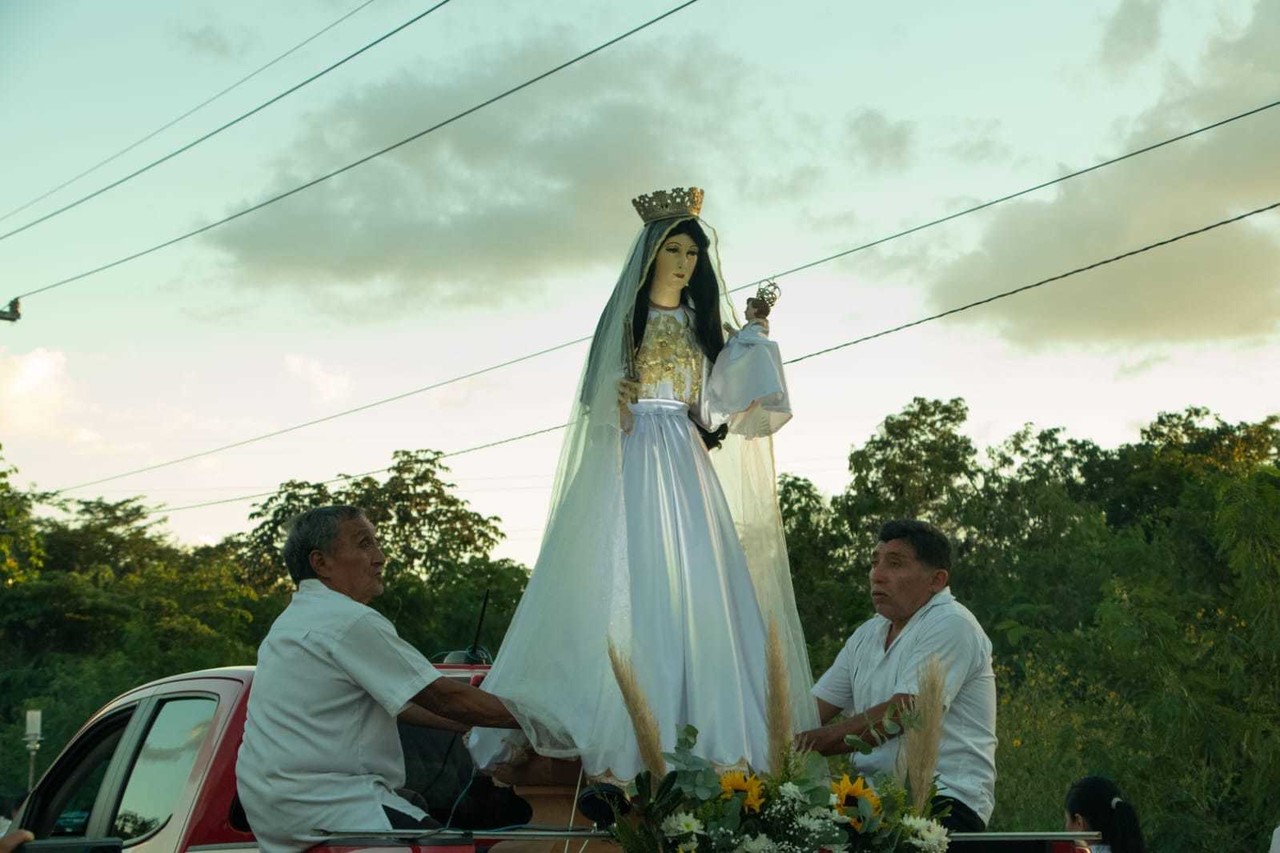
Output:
[{"xmin": 24, "ymin": 709, "xmax": 42, "ymax": 790}]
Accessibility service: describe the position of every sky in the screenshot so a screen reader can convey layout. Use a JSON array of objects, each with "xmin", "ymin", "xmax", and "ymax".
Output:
[{"xmin": 1, "ymin": 0, "xmax": 1277, "ymax": 566}]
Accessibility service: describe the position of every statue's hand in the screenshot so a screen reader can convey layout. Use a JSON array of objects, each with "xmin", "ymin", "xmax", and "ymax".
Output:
[{"xmin": 617, "ymin": 378, "xmax": 639, "ymax": 433}]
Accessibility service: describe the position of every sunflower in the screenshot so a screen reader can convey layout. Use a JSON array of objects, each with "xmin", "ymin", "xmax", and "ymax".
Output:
[
  {"xmin": 830, "ymin": 773, "xmax": 859, "ymax": 813},
  {"xmin": 720, "ymin": 770, "xmax": 766, "ymax": 813},
  {"xmin": 831, "ymin": 773, "xmax": 881, "ymax": 830}
]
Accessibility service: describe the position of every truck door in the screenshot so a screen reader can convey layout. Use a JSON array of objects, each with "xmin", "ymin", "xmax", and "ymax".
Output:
[{"xmin": 18, "ymin": 691, "xmax": 220, "ymax": 853}]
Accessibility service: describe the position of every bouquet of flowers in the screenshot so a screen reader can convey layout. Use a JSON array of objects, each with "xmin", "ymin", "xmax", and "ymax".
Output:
[
  {"xmin": 606, "ymin": 634, "xmax": 950, "ymax": 853},
  {"xmin": 609, "ymin": 726, "xmax": 949, "ymax": 853}
]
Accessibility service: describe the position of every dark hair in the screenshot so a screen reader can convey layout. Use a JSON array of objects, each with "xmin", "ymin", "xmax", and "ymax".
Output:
[
  {"xmin": 1065, "ymin": 776, "xmax": 1146, "ymax": 853},
  {"xmin": 877, "ymin": 519, "xmax": 952, "ymax": 571},
  {"xmin": 631, "ymin": 218, "xmax": 728, "ymax": 449},
  {"xmin": 282, "ymin": 505, "xmax": 366, "ymax": 584}
]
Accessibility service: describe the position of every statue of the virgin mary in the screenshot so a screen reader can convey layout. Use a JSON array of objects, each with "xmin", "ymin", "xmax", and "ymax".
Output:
[{"xmin": 468, "ymin": 188, "xmax": 816, "ymax": 782}]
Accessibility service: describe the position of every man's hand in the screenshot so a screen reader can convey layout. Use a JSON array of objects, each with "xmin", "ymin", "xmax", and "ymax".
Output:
[
  {"xmin": 1, "ymin": 830, "xmax": 34, "ymax": 853},
  {"xmin": 794, "ymin": 725, "xmax": 849, "ymax": 756},
  {"xmin": 793, "ymin": 694, "xmax": 915, "ymax": 756},
  {"xmin": 412, "ymin": 677, "xmax": 520, "ymax": 729}
]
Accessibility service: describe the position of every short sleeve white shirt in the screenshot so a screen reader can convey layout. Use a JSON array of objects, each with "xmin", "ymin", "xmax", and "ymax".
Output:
[
  {"xmin": 236, "ymin": 580, "xmax": 442, "ymax": 853},
  {"xmin": 812, "ymin": 589, "xmax": 997, "ymax": 823}
]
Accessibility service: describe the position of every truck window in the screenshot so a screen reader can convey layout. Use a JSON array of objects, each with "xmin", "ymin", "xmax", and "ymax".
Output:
[
  {"xmin": 25, "ymin": 710, "xmax": 132, "ymax": 839},
  {"xmin": 110, "ymin": 698, "xmax": 216, "ymax": 843}
]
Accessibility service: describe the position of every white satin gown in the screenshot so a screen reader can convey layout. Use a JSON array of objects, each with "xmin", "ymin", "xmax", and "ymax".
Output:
[{"xmin": 468, "ymin": 305, "xmax": 798, "ymax": 781}]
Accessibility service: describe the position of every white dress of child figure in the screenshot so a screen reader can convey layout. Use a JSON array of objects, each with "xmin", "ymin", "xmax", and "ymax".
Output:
[{"xmin": 468, "ymin": 188, "xmax": 816, "ymax": 782}]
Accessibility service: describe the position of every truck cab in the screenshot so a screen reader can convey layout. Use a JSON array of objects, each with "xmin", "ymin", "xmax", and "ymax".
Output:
[{"xmin": 14, "ymin": 667, "xmax": 489, "ymax": 853}]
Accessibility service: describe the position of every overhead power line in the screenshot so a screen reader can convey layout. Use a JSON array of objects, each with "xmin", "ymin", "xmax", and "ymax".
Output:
[
  {"xmin": 784, "ymin": 200, "xmax": 1280, "ymax": 364},
  {"xmin": 143, "ymin": 199, "xmax": 1280, "ymax": 517},
  {"xmin": 49, "ymin": 95, "xmax": 1280, "ymax": 492},
  {"xmin": 9, "ymin": 0, "xmax": 701, "ymax": 300},
  {"xmin": 723, "ymin": 96, "xmax": 1280, "ymax": 295},
  {"xmin": 0, "ymin": 0, "xmax": 454, "ymax": 246},
  {"xmin": 0, "ymin": 0, "xmax": 382, "ymax": 227},
  {"xmin": 61, "ymin": 337, "xmax": 590, "ymax": 492},
  {"xmin": 153, "ymin": 423, "xmax": 569, "ymax": 514}
]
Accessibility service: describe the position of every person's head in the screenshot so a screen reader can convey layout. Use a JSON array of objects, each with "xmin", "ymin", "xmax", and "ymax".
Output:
[
  {"xmin": 282, "ymin": 506, "xmax": 386, "ymax": 604},
  {"xmin": 630, "ymin": 218, "xmax": 727, "ymax": 449},
  {"xmin": 1064, "ymin": 776, "xmax": 1146, "ymax": 853},
  {"xmin": 868, "ymin": 519, "xmax": 951, "ymax": 628},
  {"xmin": 649, "ymin": 228, "xmax": 701, "ymax": 295},
  {"xmin": 633, "ymin": 218, "xmax": 723, "ymax": 356}
]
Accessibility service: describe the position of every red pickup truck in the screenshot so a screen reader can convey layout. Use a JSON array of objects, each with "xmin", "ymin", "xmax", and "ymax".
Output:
[
  {"xmin": 12, "ymin": 666, "xmax": 576, "ymax": 853},
  {"xmin": 14, "ymin": 667, "xmax": 1092, "ymax": 853}
]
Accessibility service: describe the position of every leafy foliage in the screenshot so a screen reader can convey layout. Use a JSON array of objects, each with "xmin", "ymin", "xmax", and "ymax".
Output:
[
  {"xmin": 2, "ymin": 401, "xmax": 1277, "ymax": 852},
  {"xmin": 0, "ymin": 447, "xmax": 527, "ymax": 799},
  {"xmin": 779, "ymin": 400, "xmax": 1280, "ymax": 852}
]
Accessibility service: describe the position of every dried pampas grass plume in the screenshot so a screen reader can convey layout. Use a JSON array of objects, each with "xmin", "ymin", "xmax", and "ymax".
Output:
[
  {"xmin": 901, "ymin": 654, "xmax": 947, "ymax": 813},
  {"xmin": 765, "ymin": 617, "xmax": 793, "ymax": 773},
  {"xmin": 608, "ymin": 639, "xmax": 667, "ymax": 778}
]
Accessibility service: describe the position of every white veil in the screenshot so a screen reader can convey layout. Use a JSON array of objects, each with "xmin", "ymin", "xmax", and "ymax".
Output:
[{"xmin": 470, "ymin": 214, "xmax": 816, "ymax": 775}]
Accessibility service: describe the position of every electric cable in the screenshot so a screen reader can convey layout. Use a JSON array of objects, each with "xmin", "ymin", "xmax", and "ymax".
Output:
[
  {"xmin": 49, "ymin": 96, "xmax": 1280, "ymax": 492},
  {"xmin": 783, "ymin": 200, "xmax": 1280, "ymax": 364},
  {"xmin": 60, "ymin": 337, "xmax": 588, "ymax": 492},
  {"xmin": 0, "ymin": 0, "xmax": 456, "ymax": 245},
  {"xmin": 9, "ymin": 0, "xmax": 701, "ymax": 299},
  {"xmin": 0, "ymin": 0, "xmax": 382, "ymax": 226},
  {"xmin": 150, "ymin": 422, "xmax": 568, "ymax": 513},
  {"xmin": 721, "ymin": 96, "xmax": 1280, "ymax": 297},
  {"xmin": 138, "ymin": 199, "xmax": 1279, "ymax": 517}
]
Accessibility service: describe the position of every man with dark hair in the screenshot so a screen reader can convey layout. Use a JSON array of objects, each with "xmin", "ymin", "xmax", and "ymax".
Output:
[
  {"xmin": 796, "ymin": 519, "xmax": 997, "ymax": 832},
  {"xmin": 237, "ymin": 506, "xmax": 520, "ymax": 853}
]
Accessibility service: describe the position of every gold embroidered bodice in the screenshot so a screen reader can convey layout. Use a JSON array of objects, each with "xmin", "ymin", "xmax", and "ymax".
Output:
[{"xmin": 634, "ymin": 307, "xmax": 703, "ymax": 405}]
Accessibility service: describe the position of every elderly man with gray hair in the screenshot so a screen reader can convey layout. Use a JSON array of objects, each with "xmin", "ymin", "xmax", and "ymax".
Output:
[{"xmin": 236, "ymin": 505, "xmax": 520, "ymax": 853}]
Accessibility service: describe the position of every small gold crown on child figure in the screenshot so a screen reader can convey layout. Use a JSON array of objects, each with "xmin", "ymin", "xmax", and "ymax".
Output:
[{"xmin": 631, "ymin": 187, "xmax": 704, "ymax": 223}]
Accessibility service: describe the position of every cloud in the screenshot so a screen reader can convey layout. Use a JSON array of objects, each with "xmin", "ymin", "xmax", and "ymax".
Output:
[
  {"xmin": 284, "ymin": 354, "xmax": 352, "ymax": 403},
  {"xmin": 945, "ymin": 119, "xmax": 1016, "ymax": 166},
  {"xmin": 0, "ymin": 348, "xmax": 72, "ymax": 437},
  {"xmin": 1099, "ymin": 0, "xmax": 1164, "ymax": 71},
  {"xmin": 918, "ymin": 0, "xmax": 1280, "ymax": 348},
  {"xmin": 1114, "ymin": 352, "xmax": 1169, "ymax": 378},
  {"xmin": 198, "ymin": 36, "xmax": 891, "ymax": 317},
  {"xmin": 845, "ymin": 109, "xmax": 915, "ymax": 171},
  {"xmin": 173, "ymin": 23, "xmax": 250, "ymax": 60}
]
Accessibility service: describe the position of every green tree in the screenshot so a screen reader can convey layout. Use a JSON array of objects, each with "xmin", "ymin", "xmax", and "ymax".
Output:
[
  {"xmin": 778, "ymin": 474, "xmax": 856, "ymax": 669},
  {"xmin": 780, "ymin": 400, "xmax": 1280, "ymax": 851},
  {"xmin": 0, "ymin": 444, "xmax": 42, "ymax": 584},
  {"xmin": 0, "ymin": 495, "xmax": 263, "ymax": 796},
  {"xmin": 234, "ymin": 449, "xmax": 528, "ymax": 660},
  {"xmin": 834, "ymin": 396, "xmax": 976, "ymax": 534}
]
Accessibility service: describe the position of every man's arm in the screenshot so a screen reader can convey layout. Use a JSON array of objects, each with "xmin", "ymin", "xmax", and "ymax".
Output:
[
  {"xmin": 795, "ymin": 693, "xmax": 914, "ymax": 756},
  {"xmin": 398, "ymin": 703, "xmax": 470, "ymax": 733},
  {"xmin": 411, "ymin": 677, "xmax": 520, "ymax": 728}
]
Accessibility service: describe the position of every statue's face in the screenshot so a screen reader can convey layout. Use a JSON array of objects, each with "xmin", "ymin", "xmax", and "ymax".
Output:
[{"xmin": 651, "ymin": 232, "xmax": 700, "ymax": 292}]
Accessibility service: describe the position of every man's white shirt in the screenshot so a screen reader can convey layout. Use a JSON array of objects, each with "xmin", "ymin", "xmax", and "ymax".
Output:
[
  {"xmin": 812, "ymin": 588, "xmax": 997, "ymax": 823},
  {"xmin": 237, "ymin": 580, "xmax": 442, "ymax": 853}
]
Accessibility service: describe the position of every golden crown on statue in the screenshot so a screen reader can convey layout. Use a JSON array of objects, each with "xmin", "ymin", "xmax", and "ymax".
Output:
[{"xmin": 631, "ymin": 187, "xmax": 704, "ymax": 222}]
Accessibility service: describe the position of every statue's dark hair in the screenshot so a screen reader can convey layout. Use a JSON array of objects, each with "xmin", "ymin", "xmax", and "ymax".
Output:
[{"xmin": 631, "ymin": 218, "xmax": 728, "ymax": 449}]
